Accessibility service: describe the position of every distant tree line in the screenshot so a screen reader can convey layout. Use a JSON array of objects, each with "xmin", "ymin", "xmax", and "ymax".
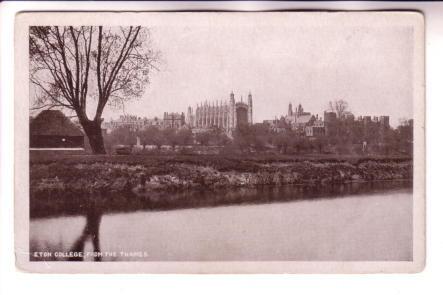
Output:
[
  {"xmin": 104, "ymin": 119, "xmax": 412, "ymax": 156},
  {"xmin": 104, "ymin": 98, "xmax": 413, "ymax": 156},
  {"xmin": 226, "ymin": 121, "xmax": 412, "ymax": 156},
  {"xmin": 105, "ymin": 126, "xmax": 193, "ymax": 151}
]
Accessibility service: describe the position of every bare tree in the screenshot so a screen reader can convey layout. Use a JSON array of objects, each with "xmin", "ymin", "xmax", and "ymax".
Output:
[
  {"xmin": 30, "ymin": 26, "xmax": 159, "ymax": 154},
  {"xmin": 328, "ymin": 99, "xmax": 349, "ymax": 119}
]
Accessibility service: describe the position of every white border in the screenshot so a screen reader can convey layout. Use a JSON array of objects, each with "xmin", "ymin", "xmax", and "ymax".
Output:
[
  {"xmin": 13, "ymin": 10, "xmax": 425, "ymax": 274},
  {"xmin": 0, "ymin": 1, "xmax": 442, "ymax": 294},
  {"xmin": 29, "ymin": 148, "xmax": 85, "ymax": 151}
]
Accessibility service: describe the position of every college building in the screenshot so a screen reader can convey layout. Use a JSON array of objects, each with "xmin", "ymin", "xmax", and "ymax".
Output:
[{"xmin": 186, "ymin": 91, "xmax": 253, "ymax": 134}]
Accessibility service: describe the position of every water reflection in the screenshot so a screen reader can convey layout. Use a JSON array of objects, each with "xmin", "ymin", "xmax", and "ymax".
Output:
[
  {"xmin": 69, "ymin": 201, "xmax": 103, "ymax": 261},
  {"xmin": 157, "ymin": 180, "xmax": 412, "ymax": 212},
  {"xmin": 30, "ymin": 181, "xmax": 413, "ymax": 261}
]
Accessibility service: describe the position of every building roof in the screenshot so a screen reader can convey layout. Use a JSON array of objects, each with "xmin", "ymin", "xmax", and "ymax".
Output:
[
  {"xmin": 274, "ymin": 119, "xmax": 289, "ymax": 129},
  {"xmin": 296, "ymin": 114, "xmax": 314, "ymax": 124},
  {"xmin": 30, "ymin": 110, "xmax": 84, "ymax": 137}
]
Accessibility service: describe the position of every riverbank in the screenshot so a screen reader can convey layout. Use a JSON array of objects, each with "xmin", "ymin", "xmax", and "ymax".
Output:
[{"xmin": 30, "ymin": 154, "xmax": 412, "ymax": 218}]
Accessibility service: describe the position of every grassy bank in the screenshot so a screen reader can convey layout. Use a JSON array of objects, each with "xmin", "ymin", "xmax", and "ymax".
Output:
[
  {"xmin": 30, "ymin": 153, "xmax": 413, "ymax": 218},
  {"xmin": 30, "ymin": 152, "xmax": 411, "ymax": 169}
]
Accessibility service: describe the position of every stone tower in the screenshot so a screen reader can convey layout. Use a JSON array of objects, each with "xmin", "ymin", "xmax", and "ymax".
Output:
[
  {"xmin": 248, "ymin": 91, "xmax": 253, "ymax": 124},
  {"xmin": 229, "ymin": 91, "xmax": 236, "ymax": 130},
  {"xmin": 296, "ymin": 103, "xmax": 304, "ymax": 117},
  {"xmin": 186, "ymin": 106, "xmax": 193, "ymax": 126},
  {"xmin": 288, "ymin": 102, "xmax": 293, "ymax": 116}
]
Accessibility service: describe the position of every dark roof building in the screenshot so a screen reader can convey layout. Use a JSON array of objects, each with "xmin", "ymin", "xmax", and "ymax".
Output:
[{"xmin": 30, "ymin": 110, "xmax": 84, "ymax": 149}]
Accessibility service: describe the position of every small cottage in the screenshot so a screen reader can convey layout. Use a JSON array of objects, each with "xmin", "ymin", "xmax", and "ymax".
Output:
[{"xmin": 30, "ymin": 110, "xmax": 84, "ymax": 149}]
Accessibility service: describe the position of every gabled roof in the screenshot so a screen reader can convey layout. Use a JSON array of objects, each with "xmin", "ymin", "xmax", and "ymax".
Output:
[
  {"xmin": 30, "ymin": 110, "xmax": 84, "ymax": 137},
  {"xmin": 274, "ymin": 119, "xmax": 289, "ymax": 129},
  {"xmin": 296, "ymin": 114, "xmax": 314, "ymax": 124}
]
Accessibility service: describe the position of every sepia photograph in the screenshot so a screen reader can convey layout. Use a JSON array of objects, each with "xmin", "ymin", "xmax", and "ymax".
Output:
[{"xmin": 14, "ymin": 11, "xmax": 425, "ymax": 273}]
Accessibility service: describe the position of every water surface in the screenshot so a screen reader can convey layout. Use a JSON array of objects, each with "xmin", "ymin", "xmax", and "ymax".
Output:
[{"xmin": 30, "ymin": 182, "xmax": 412, "ymax": 261}]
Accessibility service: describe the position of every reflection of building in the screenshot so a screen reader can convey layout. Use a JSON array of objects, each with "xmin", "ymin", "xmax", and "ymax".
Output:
[
  {"xmin": 30, "ymin": 110, "xmax": 84, "ymax": 149},
  {"xmin": 163, "ymin": 112, "xmax": 185, "ymax": 129},
  {"xmin": 187, "ymin": 91, "xmax": 253, "ymax": 133}
]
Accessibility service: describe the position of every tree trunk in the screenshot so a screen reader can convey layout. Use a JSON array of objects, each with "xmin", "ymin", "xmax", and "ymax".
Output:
[{"xmin": 81, "ymin": 120, "xmax": 106, "ymax": 154}]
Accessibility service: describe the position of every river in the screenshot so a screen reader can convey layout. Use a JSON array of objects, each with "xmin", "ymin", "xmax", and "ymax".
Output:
[{"xmin": 30, "ymin": 181, "xmax": 412, "ymax": 261}]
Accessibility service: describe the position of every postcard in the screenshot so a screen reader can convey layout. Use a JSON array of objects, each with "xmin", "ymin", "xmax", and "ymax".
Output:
[{"xmin": 15, "ymin": 11, "xmax": 425, "ymax": 273}]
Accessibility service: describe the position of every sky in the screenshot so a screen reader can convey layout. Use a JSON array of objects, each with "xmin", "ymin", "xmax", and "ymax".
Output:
[{"xmin": 31, "ymin": 13, "xmax": 416, "ymax": 127}]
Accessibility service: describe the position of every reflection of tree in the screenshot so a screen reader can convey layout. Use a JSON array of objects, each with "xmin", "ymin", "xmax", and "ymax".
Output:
[{"xmin": 69, "ymin": 201, "xmax": 103, "ymax": 261}]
